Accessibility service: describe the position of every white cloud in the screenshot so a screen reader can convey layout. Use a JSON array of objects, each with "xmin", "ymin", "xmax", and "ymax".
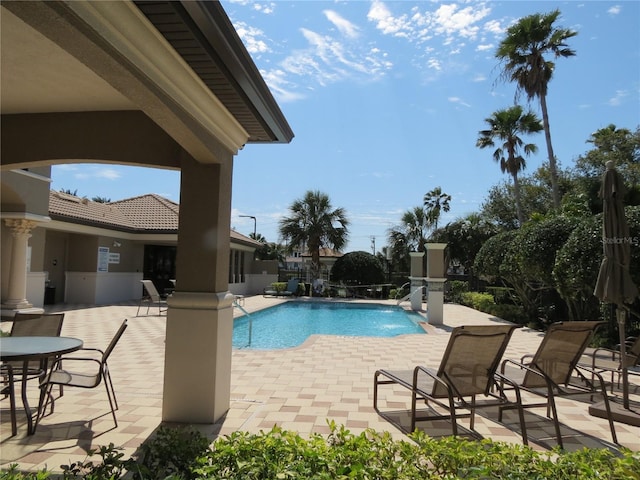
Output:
[
  {"xmin": 607, "ymin": 89, "xmax": 628, "ymax": 106},
  {"xmin": 432, "ymin": 4, "xmax": 491, "ymax": 40},
  {"xmin": 234, "ymin": 22, "xmax": 271, "ymax": 54},
  {"xmin": 260, "ymin": 68, "xmax": 307, "ymax": 103},
  {"xmin": 75, "ymin": 167, "xmax": 121, "ymax": 181},
  {"xmin": 472, "ymin": 73, "xmax": 486, "ymax": 82},
  {"xmin": 448, "ymin": 97, "xmax": 471, "ymax": 108},
  {"xmin": 483, "ymin": 19, "xmax": 503, "ymax": 36},
  {"xmin": 367, "ymin": 0, "xmax": 413, "ymax": 38},
  {"xmin": 368, "ymin": 1, "xmax": 493, "ymax": 77},
  {"xmin": 254, "ymin": 3, "xmax": 275, "ymax": 15},
  {"xmin": 228, "ymin": 0, "xmax": 275, "ymax": 15},
  {"xmin": 324, "ymin": 10, "xmax": 360, "ymax": 39},
  {"xmin": 427, "ymin": 58, "xmax": 441, "ymax": 71},
  {"xmin": 607, "ymin": 5, "xmax": 621, "ymax": 15}
]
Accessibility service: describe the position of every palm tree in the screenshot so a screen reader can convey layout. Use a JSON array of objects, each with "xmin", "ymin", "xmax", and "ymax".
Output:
[
  {"xmin": 424, "ymin": 187, "xmax": 451, "ymax": 230},
  {"xmin": 496, "ymin": 9, "xmax": 577, "ymax": 210},
  {"xmin": 387, "ymin": 206, "xmax": 430, "ymax": 257},
  {"xmin": 279, "ymin": 190, "xmax": 349, "ymax": 281},
  {"xmin": 476, "ymin": 105, "xmax": 543, "ymax": 226},
  {"xmin": 249, "ymin": 232, "xmax": 267, "ymax": 243}
]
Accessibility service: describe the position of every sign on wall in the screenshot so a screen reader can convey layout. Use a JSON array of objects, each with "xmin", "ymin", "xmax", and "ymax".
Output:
[{"xmin": 97, "ymin": 246, "xmax": 109, "ymax": 272}]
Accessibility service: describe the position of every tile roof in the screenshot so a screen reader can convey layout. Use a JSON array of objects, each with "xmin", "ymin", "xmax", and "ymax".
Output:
[
  {"xmin": 110, "ymin": 194, "xmax": 179, "ymax": 231},
  {"xmin": 48, "ymin": 190, "xmax": 258, "ymax": 246}
]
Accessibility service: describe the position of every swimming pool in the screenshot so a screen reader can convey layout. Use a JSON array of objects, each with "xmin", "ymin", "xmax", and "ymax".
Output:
[{"xmin": 232, "ymin": 302, "xmax": 426, "ymax": 349}]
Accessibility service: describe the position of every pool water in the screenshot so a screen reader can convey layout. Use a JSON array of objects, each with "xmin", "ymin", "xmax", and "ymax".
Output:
[{"xmin": 233, "ymin": 302, "xmax": 426, "ymax": 349}]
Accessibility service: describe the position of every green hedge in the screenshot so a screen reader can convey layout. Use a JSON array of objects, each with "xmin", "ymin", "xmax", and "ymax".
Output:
[
  {"xmin": 2, "ymin": 424, "xmax": 638, "ymax": 480},
  {"xmin": 460, "ymin": 291, "xmax": 495, "ymax": 312}
]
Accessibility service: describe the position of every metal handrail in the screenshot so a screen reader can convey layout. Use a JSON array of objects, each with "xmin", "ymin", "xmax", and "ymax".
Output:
[{"xmin": 233, "ymin": 298, "xmax": 253, "ymax": 347}]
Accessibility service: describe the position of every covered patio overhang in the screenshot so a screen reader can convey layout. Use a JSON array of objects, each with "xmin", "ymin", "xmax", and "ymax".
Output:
[{"xmin": 1, "ymin": 0, "xmax": 293, "ymax": 423}]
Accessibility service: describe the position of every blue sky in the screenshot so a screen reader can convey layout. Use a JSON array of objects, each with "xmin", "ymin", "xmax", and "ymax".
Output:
[{"xmin": 52, "ymin": 1, "xmax": 640, "ymax": 253}]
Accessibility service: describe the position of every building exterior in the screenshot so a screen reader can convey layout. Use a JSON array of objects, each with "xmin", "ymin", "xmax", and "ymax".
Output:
[
  {"xmin": 44, "ymin": 189, "xmax": 276, "ymax": 306},
  {"xmin": 1, "ymin": 0, "xmax": 293, "ymax": 425}
]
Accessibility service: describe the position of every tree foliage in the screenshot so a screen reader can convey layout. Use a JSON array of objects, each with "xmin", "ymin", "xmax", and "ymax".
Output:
[
  {"xmin": 477, "ymin": 105, "xmax": 543, "ymax": 225},
  {"xmin": 279, "ymin": 190, "xmax": 349, "ymax": 280},
  {"xmin": 331, "ymin": 251, "xmax": 385, "ymax": 286},
  {"xmin": 514, "ymin": 216, "xmax": 580, "ymax": 286},
  {"xmin": 423, "ymin": 187, "xmax": 451, "ymax": 230},
  {"xmin": 480, "ymin": 175, "xmax": 552, "ymax": 230},
  {"xmin": 496, "ymin": 9, "xmax": 577, "ymax": 209},
  {"xmin": 431, "ymin": 213, "xmax": 498, "ymax": 274},
  {"xmin": 553, "ymin": 206, "xmax": 640, "ymax": 321}
]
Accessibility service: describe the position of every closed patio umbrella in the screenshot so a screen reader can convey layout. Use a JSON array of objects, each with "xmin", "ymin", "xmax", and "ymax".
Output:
[{"xmin": 593, "ymin": 160, "xmax": 639, "ymax": 410}]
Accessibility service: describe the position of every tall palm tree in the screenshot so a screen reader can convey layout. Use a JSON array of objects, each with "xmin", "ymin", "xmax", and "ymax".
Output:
[
  {"xmin": 279, "ymin": 190, "xmax": 349, "ymax": 281},
  {"xmin": 476, "ymin": 105, "xmax": 543, "ymax": 226},
  {"xmin": 387, "ymin": 206, "xmax": 430, "ymax": 256},
  {"xmin": 496, "ymin": 9, "xmax": 577, "ymax": 210},
  {"xmin": 424, "ymin": 187, "xmax": 452, "ymax": 230}
]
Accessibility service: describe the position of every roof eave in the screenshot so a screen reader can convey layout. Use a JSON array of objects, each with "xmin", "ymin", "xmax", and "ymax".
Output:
[{"xmin": 179, "ymin": 1, "xmax": 294, "ymax": 144}]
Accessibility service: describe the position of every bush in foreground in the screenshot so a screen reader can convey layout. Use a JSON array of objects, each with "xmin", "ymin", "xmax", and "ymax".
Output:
[{"xmin": 1, "ymin": 423, "xmax": 639, "ymax": 479}]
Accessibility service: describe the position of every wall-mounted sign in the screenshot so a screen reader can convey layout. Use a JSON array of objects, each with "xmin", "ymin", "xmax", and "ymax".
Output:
[
  {"xmin": 108, "ymin": 253, "xmax": 120, "ymax": 264},
  {"xmin": 97, "ymin": 247, "xmax": 109, "ymax": 272}
]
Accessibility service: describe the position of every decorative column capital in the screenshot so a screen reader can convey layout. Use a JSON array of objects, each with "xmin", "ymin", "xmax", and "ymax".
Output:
[{"xmin": 4, "ymin": 218, "xmax": 38, "ymax": 235}]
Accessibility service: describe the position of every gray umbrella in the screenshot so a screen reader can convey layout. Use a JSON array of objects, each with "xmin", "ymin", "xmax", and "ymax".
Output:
[{"xmin": 594, "ymin": 161, "xmax": 639, "ymax": 409}]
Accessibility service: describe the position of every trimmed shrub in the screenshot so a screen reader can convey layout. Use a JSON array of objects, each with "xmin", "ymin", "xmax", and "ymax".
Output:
[
  {"xmin": 446, "ymin": 280, "xmax": 468, "ymax": 304},
  {"xmin": 460, "ymin": 292, "xmax": 495, "ymax": 312},
  {"xmin": 2, "ymin": 424, "xmax": 639, "ymax": 480},
  {"xmin": 331, "ymin": 251, "xmax": 385, "ymax": 286}
]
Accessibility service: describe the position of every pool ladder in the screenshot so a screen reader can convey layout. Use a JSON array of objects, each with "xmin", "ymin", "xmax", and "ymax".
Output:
[{"xmin": 233, "ymin": 297, "xmax": 253, "ymax": 347}]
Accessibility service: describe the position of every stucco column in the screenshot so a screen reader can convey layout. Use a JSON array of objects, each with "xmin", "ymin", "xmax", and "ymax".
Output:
[
  {"xmin": 425, "ymin": 243, "xmax": 449, "ymax": 326},
  {"xmin": 162, "ymin": 155, "xmax": 234, "ymax": 424},
  {"xmin": 2, "ymin": 219, "xmax": 37, "ymax": 310},
  {"xmin": 408, "ymin": 251, "xmax": 425, "ymax": 311}
]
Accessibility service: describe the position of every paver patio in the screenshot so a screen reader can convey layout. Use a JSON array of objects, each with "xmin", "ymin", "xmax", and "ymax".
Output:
[{"xmin": 1, "ymin": 297, "xmax": 639, "ymax": 473}]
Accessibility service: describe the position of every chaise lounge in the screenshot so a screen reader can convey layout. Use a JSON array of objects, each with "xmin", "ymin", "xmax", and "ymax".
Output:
[
  {"xmin": 374, "ymin": 324, "xmax": 528, "ymax": 444},
  {"xmin": 263, "ymin": 278, "xmax": 300, "ymax": 297}
]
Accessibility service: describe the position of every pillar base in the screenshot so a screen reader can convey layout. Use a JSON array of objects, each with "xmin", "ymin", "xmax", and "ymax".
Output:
[
  {"xmin": 162, "ymin": 291, "xmax": 234, "ymax": 424},
  {"xmin": 426, "ymin": 278, "xmax": 446, "ymax": 326},
  {"xmin": 1, "ymin": 306, "xmax": 45, "ymax": 321}
]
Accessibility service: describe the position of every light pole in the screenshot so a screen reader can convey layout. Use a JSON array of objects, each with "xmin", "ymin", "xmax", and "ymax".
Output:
[{"xmin": 239, "ymin": 215, "xmax": 256, "ymax": 238}]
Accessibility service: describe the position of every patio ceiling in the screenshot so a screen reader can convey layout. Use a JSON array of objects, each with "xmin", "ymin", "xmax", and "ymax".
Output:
[{"xmin": 1, "ymin": 0, "xmax": 293, "ymax": 169}]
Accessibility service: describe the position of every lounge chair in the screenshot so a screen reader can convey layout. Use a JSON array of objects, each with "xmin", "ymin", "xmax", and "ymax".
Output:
[
  {"xmin": 39, "ymin": 320, "xmax": 128, "ymax": 428},
  {"xmin": 283, "ymin": 278, "xmax": 299, "ymax": 296},
  {"xmin": 263, "ymin": 279, "xmax": 300, "ymax": 297},
  {"xmin": 374, "ymin": 324, "xmax": 528, "ymax": 444},
  {"xmin": 584, "ymin": 336, "xmax": 640, "ymax": 392},
  {"xmin": 136, "ymin": 280, "xmax": 167, "ymax": 316},
  {"xmin": 499, "ymin": 321, "xmax": 617, "ymax": 448}
]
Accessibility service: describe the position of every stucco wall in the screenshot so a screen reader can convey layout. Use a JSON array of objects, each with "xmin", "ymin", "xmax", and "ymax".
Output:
[{"xmin": 1, "ymin": 168, "xmax": 51, "ymax": 216}]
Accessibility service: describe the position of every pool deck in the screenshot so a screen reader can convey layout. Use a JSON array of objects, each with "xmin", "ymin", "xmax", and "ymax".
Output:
[{"xmin": 1, "ymin": 296, "xmax": 639, "ymax": 472}]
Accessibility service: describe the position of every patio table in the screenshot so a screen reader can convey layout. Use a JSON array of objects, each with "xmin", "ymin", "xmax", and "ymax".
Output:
[{"xmin": 1, "ymin": 336, "xmax": 83, "ymax": 434}]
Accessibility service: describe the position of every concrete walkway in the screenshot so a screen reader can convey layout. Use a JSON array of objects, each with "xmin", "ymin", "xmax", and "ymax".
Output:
[{"xmin": 1, "ymin": 297, "xmax": 638, "ymax": 473}]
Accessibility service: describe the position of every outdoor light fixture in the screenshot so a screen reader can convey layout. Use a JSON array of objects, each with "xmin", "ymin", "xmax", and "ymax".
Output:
[{"xmin": 239, "ymin": 215, "xmax": 256, "ymax": 237}]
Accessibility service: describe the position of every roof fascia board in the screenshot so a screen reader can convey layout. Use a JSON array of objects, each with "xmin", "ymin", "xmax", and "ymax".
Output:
[
  {"xmin": 64, "ymin": 0, "xmax": 249, "ymax": 156},
  {"xmin": 45, "ymin": 219, "xmax": 178, "ymax": 242},
  {"xmin": 180, "ymin": 1, "xmax": 294, "ymax": 144},
  {"xmin": 45, "ymin": 219, "xmax": 253, "ymax": 249}
]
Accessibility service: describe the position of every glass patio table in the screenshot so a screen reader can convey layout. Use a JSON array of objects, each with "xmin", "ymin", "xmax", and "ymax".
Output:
[{"xmin": 1, "ymin": 336, "xmax": 83, "ymax": 434}]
